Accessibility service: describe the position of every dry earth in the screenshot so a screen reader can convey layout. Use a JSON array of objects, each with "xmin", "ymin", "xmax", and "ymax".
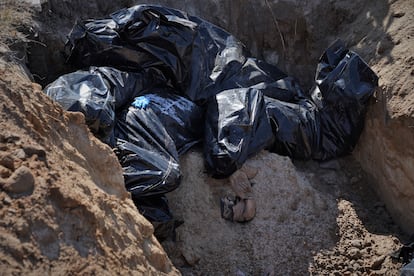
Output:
[
  {"xmin": 0, "ymin": 0, "xmax": 413, "ymax": 275},
  {"xmin": 163, "ymin": 151, "xmax": 405, "ymax": 275}
]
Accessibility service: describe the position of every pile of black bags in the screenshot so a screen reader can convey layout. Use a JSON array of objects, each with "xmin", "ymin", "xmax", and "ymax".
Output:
[{"xmin": 45, "ymin": 4, "xmax": 378, "ymax": 239}]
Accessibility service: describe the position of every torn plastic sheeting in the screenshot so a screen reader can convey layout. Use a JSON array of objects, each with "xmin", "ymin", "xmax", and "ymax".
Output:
[
  {"xmin": 310, "ymin": 40, "xmax": 379, "ymax": 160},
  {"xmin": 204, "ymin": 88, "xmax": 273, "ymax": 177},
  {"xmin": 65, "ymin": 4, "xmax": 250, "ymax": 102},
  {"xmin": 132, "ymin": 91, "xmax": 204, "ymax": 155},
  {"xmin": 265, "ymin": 97, "xmax": 321, "ymax": 160},
  {"xmin": 114, "ymin": 106, "xmax": 181, "ymax": 197}
]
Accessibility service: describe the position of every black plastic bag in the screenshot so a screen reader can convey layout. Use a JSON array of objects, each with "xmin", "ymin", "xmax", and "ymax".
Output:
[
  {"xmin": 204, "ymin": 88, "xmax": 273, "ymax": 177},
  {"xmin": 65, "ymin": 18, "xmax": 149, "ymax": 73},
  {"xmin": 44, "ymin": 67, "xmax": 116, "ymax": 142},
  {"xmin": 114, "ymin": 106, "xmax": 181, "ymax": 197},
  {"xmin": 265, "ymin": 97, "xmax": 321, "ymax": 160},
  {"xmin": 131, "ymin": 91, "xmax": 204, "ymax": 155},
  {"xmin": 65, "ymin": 4, "xmax": 250, "ymax": 102},
  {"xmin": 64, "ymin": 5, "xmax": 378, "ymax": 165},
  {"xmin": 205, "ymin": 50, "xmax": 305, "ymax": 103},
  {"xmin": 265, "ymin": 40, "xmax": 378, "ymax": 161},
  {"xmin": 44, "ymin": 66, "xmax": 160, "ymax": 142},
  {"xmin": 310, "ymin": 40, "xmax": 379, "ymax": 160},
  {"xmin": 132, "ymin": 195, "xmax": 178, "ymax": 241}
]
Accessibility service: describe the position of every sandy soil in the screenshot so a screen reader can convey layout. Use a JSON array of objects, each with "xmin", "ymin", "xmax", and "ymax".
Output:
[{"xmin": 162, "ymin": 151, "xmax": 406, "ymax": 275}]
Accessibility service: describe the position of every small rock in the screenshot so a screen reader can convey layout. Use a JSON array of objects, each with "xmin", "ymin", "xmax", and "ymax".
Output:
[
  {"xmin": 0, "ymin": 164, "xmax": 11, "ymax": 178},
  {"xmin": 23, "ymin": 145, "xmax": 46, "ymax": 160},
  {"xmin": 360, "ymin": 248, "xmax": 368, "ymax": 255},
  {"xmin": 263, "ymin": 50, "xmax": 279, "ymax": 65},
  {"xmin": 0, "ymin": 134, "xmax": 20, "ymax": 143},
  {"xmin": 371, "ymin": 255, "xmax": 385, "ymax": 270},
  {"xmin": 3, "ymin": 195, "xmax": 12, "ymax": 205},
  {"xmin": 351, "ymin": 239, "xmax": 364, "ymax": 249},
  {"xmin": 15, "ymin": 218, "xmax": 30, "ymax": 238},
  {"xmin": 14, "ymin": 149, "xmax": 26, "ymax": 160},
  {"xmin": 0, "ymin": 153, "xmax": 15, "ymax": 170},
  {"xmin": 348, "ymin": 248, "xmax": 362, "ymax": 260},
  {"xmin": 353, "ymin": 263, "xmax": 360, "ymax": 271},
  {"xmin": 8, "ymin": 208, "xmax": 17, "ymax": 214},
  {"xmin": 376, "ymin": 38, "xmax": 393, "ymax": 55},
  {"xmin": 392, "ymin": 11, "xmax": 405, "ymax": 18},
  {"xmin": 392, "ymin": 237, "xmax": 400, "ymax": 244},
  {"xmin": 182, "ymin": 248, "xmax": 200, "ymax": 266},
  {"xmin": 4, "ymin": 166, "xmax": 35, "ymax": 196},
  {"xmin": 1, "ymin": 232, "xmax": 24, "ymax": 260},
  {"xmin": 405, "ymin": 56, "xmax": 414, "ymax": 66}
]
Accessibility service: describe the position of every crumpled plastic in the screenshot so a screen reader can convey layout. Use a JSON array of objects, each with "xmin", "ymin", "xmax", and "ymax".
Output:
[
  {"xmin": 310, "ymin": 39, "xmax": 379, "ymax": 160},
  {"xmin": 114, "ymin": 106, "xmax": 181, "ymax": 197},
  {"xmin": 55, "ymin": 3, "xmax": 379, "ymax": 229},
  {"xmin": 44, "ymin": 67, "xmax": 116, "ymax": 142},
  {"xmin": 44, "ymin": 66, "xmax": 164, "ymax": 142},
  {"xmin": 65, "ymin": 4, "xmax": 249, "ymax": 102},
  {"xmin": 265, "ymin": 40, "xmax": 378, "ymax": 161},
  {"xmin": 135, "ymin": 91, "xmax": 204, "ymax": 155},
  {"xmin": 132, "ymin": 195, "xmax": 179, "ymax": 241},
  {"xmin": 265, "ymin": 98, "xmax": 321, "ymax": 160},
  {"xmin": 204, "ymin": 88, "xmax": 273, "ymax": 177}
]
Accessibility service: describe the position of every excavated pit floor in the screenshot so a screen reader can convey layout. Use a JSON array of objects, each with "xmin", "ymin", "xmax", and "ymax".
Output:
[{"xmin": 161, "ymin": 150, "xmax": 406, "ymax": 275}]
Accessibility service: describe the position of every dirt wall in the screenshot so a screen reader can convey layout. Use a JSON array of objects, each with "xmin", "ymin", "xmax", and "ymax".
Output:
[{"xmin": 343, "ymin": 0, "xmax": 414, "ymax": 234}]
